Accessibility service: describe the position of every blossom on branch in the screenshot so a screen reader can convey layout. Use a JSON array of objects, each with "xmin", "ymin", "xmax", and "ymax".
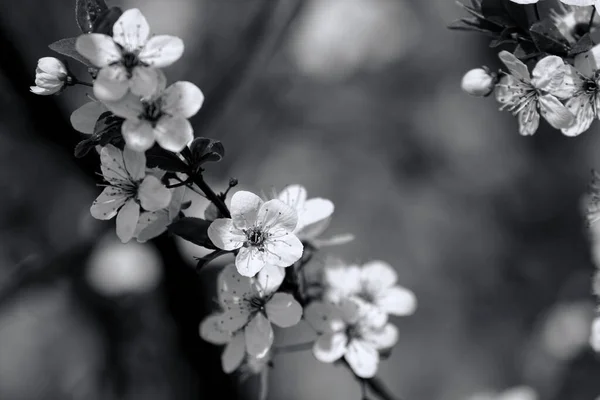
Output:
[
  {"xmin": 208, "ymin": 191, "xmax": 303, "ymax": 277},
  {"xmin": 305, "ymin": 298, "xmax": 398, "ymax": 378},
  {"xmin": 324, "ymin": 260, "xmax": 417, "ymax": 326},
  {"xmin": 30, "ymin": 57, "xmax": 69, "ymax": 95},
  {"xmin": 103, "ymin": 79, "xmax": 203, "ymax": 152},
  {"xmin": 509, "ymin": 0, "xmax": 599, "ymax": 6},
  {"xmin": 199, "ymin": 264, "xmax": 302, "ymax": 372},
  {"xmin": 495, "ymin": 51, "xmax": 575, "ymax": 136},
  {"xmin": 90, "ymin": 145, "xmax": 172, "ymax": 243},
  {"xmin": 76, "ymin": 8, "xmax": 184, "ymax": 101}
]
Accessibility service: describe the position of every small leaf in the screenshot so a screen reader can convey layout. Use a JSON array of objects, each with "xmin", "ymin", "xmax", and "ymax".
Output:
[
  {"xmin": 530, "ymin": 19, "xmax": 571, "ymax": 56},
  {"xmin": 168, "ymin": 217, "xmax": 217, "ymax": 249},
  {"xmin": 569, "ymin": 33, "xmax": 594, "ymax": 56},
  {"xmin": 74, "ymin": 112, "xmax": 124, "ymax": 158},
  {"xmin": 189, "ymin": 137, "xmax": 225, "ymax": 169},
  {"xmin": 92, "ymin": 7, "xmax": 123, "ymax": 35},
  {"xmin": 49, "ymin": 38, "xmax": 94, "ymax": 67},
  {"xmin": 74, "ymin": 138, "xmax": 96, "ymax": 158},
  {"xmin": 76, "ymin": 0, "xmax": 109, "ymax": 33}
]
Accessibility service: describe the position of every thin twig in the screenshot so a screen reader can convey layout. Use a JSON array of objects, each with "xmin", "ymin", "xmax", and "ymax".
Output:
[
  {"xmin": 590, "ymin": 6, "xmax": 596, "ymax": 32},
  {"xmin": 273, "ymin": 341, "xmax": 314, "ymax": 354},
  {"xmin": 365, "ymin": 377, "xmax": 403, "ymax": 400}
]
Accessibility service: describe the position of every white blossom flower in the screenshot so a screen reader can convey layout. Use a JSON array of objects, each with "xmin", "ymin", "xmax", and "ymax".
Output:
[
  {"xmin": 590, "ymin": 316, "xmax": 600, "ymax": 352},
  {"xmin": 30, "ymin": 57, "xmax": 69, "ymax": 95},
  {"xmin": 134, "ymin": 185, "xmax": 186, "ymax": 243},
  {"xmin": 91, "ymin": 145, "xmax": 172, "ymax": 243},
  {"xmin": 561, "ymin": 44, "xmax": 600, "ymax": 136},
  {"xmin": 551, "ymin": 3, "xmax": 600, "ymax": 44},
  {"xmin": 208, "ymin": 191, "xmax": 303, "ymax": 277},
  {"xmin": 467, "ymin": 386, "xmax": 538, "ymax": 400},
  {"xmin": 304, "ymin": 298, "xmax": 398, "ymax": 378},
  {"xmin": 76, "ymin": 8, "xmax": 184, "ymax": 102},
  {"xmin": 103, "ymin": 79, "xmax": 203, "ymax": 152},
  {"xmin": 495, "ymin": 51, "xmax": 575, "ymax": 136},
  {"xmin": 510, "ymin": 0, "xmax": 599, "ymax": 6},
  {"xmin": 324, "ymin": 260, "xmax": 416, "ymax": 326},
  {"xmin": 462, "ymin": 68, "xmax": 496, "ymax": 97},
  {"xmin": 199, "ymin": 264, "xmax": 302, "ymax": 372},
  {"xmin": 70, "ymin": 100, "xmax": 108, "ymax": 134}
]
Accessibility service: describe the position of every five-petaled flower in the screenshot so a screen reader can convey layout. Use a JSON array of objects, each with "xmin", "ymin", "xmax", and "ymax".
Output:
[
  {"xmin": 304, "ymin": 298, "xmax": 398, "ymax": 379},
  {"xmin": 104, "ymin": 79, "xmax": 203, "ymax": 152},
  {"xmin": 76, "ymin": 8, "xmax": 184, "ymax": 102},
  {"xmin": 509, "ymin": 0, "xmax": 599, "ymax": 6},
  {"xmin": 91, "ymin": 144, "xmax": 172, "ymax": 243},
  {"xmin": 323, "ymin": 260, "xmax": 417, "ymax": 326},
  {"xmin": 495, "ymin": 51, "xmax": 575, "ymax": 136},
  {"xmin": 199, "ymin": 264, "xmax": 302, "ymax": 372},
  {"xmin": 30, "ymin": 57, "xmax": 69, "ymax": 96},
  {"xmin": 208, "ymin": 191, "xmax": 304, "ymax": 277}
]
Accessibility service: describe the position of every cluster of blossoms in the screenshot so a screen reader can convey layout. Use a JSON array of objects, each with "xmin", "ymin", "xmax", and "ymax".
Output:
[{"xmin": 32, "ymin": 1, "xmax": 417, "ymax": 397}]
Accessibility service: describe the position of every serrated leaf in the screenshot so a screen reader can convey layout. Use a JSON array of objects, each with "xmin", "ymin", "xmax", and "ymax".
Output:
[
  {"xmin": 168, "ymin": 217, "xmax": 217, "ymax": 249},
  {"xmin": 49, "ymin": 37, "xmax": 93, "ymax": 67},
  {"xmin": 76, "ymin": 0, "xmax": 108, "ymax": 33},
  {"xmin": 569, "ymin": 33, "xmax": 594, "ymax": 56},
  {"xmin": 92, "ymin": 7, "xmax": 122, "ymax": 35},
  {"xmin": 530, "ymin": 19, "xmax": 571, "ymax": 56}
]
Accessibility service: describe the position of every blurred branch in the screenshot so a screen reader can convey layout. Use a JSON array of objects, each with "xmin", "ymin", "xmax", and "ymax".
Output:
[
  {"xmin": 365, "ymin": 377, "xmax": 402, "ymax": 400},
  {"xmin": 193, "ymin": 0, "xmax": 305, "ymax": 137}
]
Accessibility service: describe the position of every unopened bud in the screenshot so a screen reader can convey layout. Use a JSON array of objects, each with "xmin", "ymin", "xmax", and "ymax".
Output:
[
  {"xmin": 461, "ymin": 68, "xmax": 495, "ymax": 97},
  {"xmin": 30, "ymin": 57, "xmax": 69, "ymax": 95}
]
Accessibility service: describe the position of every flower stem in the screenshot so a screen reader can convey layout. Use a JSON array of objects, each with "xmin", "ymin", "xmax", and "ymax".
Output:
[
  {"xmin": 273, "ymin": 341, "xmax": 314, "ymax": 354},
  {"xmin": 533, "ymin": 4, "xmax": 540, "ymax": 21},
  {"xmin": 191, "ymin": 174, "xmax": 231, "ymax": 218},
  {"xmin": 72, "ymin": 78, "xmax": 93, "ymax": 87},
  {"xmin": 590, "ymin": 6, "xmax": 596, "ymax": 32},
  {"xmin": 364, "ymin": 377, "xmax": 402, "ymax": 400}
]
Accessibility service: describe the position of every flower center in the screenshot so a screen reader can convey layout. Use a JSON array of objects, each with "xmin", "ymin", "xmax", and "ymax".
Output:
[
  {"xmin": 142, "ymin": 100, "xmax": 164, "ymax": 125},
  {"xmin": 345, "ymin": 324, "xmax": 362, "ymax": 340},
  {"xmin": 244, "ymin": 227, "xmax": 266, "ymax": 248},
  {"xmin": 584, "ymin": 79, "xmax": 598, "ymax": 94},
  {"xmin": 248, "ymin": 296, "xmax": 266, "ymax": 312},
  {"xmin": 121, "ymin": 51, "xmax": 141, "ymax": 74},
  {"xmin": 356, "ymin": 289, "xmax": 375, "ymax": 304}
]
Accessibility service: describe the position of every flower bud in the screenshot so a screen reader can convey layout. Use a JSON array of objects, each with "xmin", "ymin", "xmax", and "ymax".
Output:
[
  {"xmin": 461, "ymin": 68, "xmax": 495, "ymax": 97},
  {"xmin": 30, "ymin": 57, "xmax": 68, "ymax": 95}
]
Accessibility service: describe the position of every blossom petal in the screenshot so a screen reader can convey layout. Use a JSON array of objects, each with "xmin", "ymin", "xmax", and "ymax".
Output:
[
  {"xmin": 551, "ymin": 65, "xmax": 579, "ymax": 99},
  {"xmin": 218, "ymin": 304, "xmax": 251, "ymax": 332},
  {"xmin": 90, "ymin": 186, "xmax": 127, "ymax": 220},
  {"xmin": 539, "ymin": 94, "xmax": 575, "ymax": 130},
  {"xmin": 70, "ymin": 101, "xmax": 107, "ymax": 134},
  {"xmin": 323, "ymin": 262, "xmax": 362, "ymax": 302},
  {"xmin": 562, "ymin": 94, "xmax": 596, "ymax": 137},
  {"xmin": 37, "ymin": 57, "xmax": 67, "ymax": 75},
  {"xmin": 103, "ymin": 92, "xmax": 145, "ymax": 119},
  {"xmin": 297, "ymin": 198, "xmax": 334, "ymax": 237},
  {"xmin": 218, "ymin": 263, "xmax": 254, "ymax": 304},
  {"xmin": 235, "ymin": 246, "xmax": 267, "ymax": 277},
  {"xmin": 575, "ymin": 44, "xmax": 600, "ymax": 78},
  {"xmin": 517, "ymin": 101, "xmax": 540, "ymax": 136},
  {"xmin": 167, "ymin": 186, "xmax": 186, "ymax": 221},
  {"xmin": 344, "ymin": 339, "xmax": 379, "ymax": 378},
  {"xmin": 135, "ymin": 211, "xmax": 168, "ymax": 242},
  {"xmin": 376, "ymin": 286, "xmax": 417, "ymax": 316},
  {"xmin": 76, "ymin": 33, "xmax": 121, "ymax": 67},
  {"xmin": 123, "ymin": 146, "xmax": 146, "ymax": 180},
  {"xmin": 362, "ymin": 324, "xmax": 398, "ymax": 350},
  {"xmin": 139, "ymin": 35, "xmax": 185, "ymax": 68},
  {"xmin": 360, "ymin": 260, "xmax": 397, "ymax": 293},
  {"xmin": 257, "ymin": 199, "xmax": 298, "ymax": 232},
  {"xmin": 138, "ymin": 175, "xmax": 172, "ymax": 212},
  {"xmin": 263, "ymin": 229, "xmax": 303, "ymax": 267},
  {"xmin": 231, "ymin": 191, "xmax": 264, "ymax": 230},
  {"xmin": 338, "ymin": 298, "xmax": 362, "ymax": 325},
  {"xmin": 94, "ymin": 65, "xmax": 129, "ymax": 102},
  {"xmin": 498, "ymin": 386, "xmax": 538, "ymax": 400},
  {"xmin": 495, "ymin": 75, "xmax": 529, "ymax": 106},
  {"xmin": 277, "ymin": 185, "xmax": 307, "ymax": 210},
  {"xmin": 313, "ymin": 332, "xmax": 347, "ymax": 363},
  {"xmin": 30, "ymin": 86, "xmax": 56, "ymax": 95},
  {"xmin": 304, "ymin": 301, "xmax": 345, "ymax": 333},
  {"xmin": 208, "ymin": 219, "xmax": 246, "ymax": 251},
  {"xmin": 112, "ymin": 8, "xmax": 150, "ymax": 51},
  {"xmin": 160, "ymin": 81, "xmax": 204, "ymax": 118},
  {"xmin": 222, "ymin": 331, "xmax": 245, "ymax": 374},
  {"xmin": 100, "ymin": 144, "xmax": 129, "ymax": 184},
  {"xmin": 498, "ymin": 51, "xmax": 530, "ymax": 81},
  {"xmin": 265, "ymin": 293, "xmax": 302, "ymax": 328},
  {"xmin": 199, "ymin": 313, "xmax": 231, "ymax": 345},
  {"xmin": 130, "ymin": 66, "xmax": 165, "ymax": 99},
  {"xmin": 255, "ymin": 264, "xmax": 285, "ymax": 295},
  {"xmin": 116, "ymin": 199, "xmax": 140, "ymax": 243},
  {"xmin": 531, "ymin": 56, "xmax": 566, "ymax": 92},
  {"xmin": 122, "ymin": 119, "xmax": 156, "ymax": 152},
  {"xmin": 154, "ymin": 116, "xmax": 193, "ymax": 152},
  {"xmin": 244, "ymin": 313, "xmax": 274, "ymax": 357}
]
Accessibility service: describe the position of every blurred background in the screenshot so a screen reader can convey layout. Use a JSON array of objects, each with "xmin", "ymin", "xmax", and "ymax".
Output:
[{"xmin": 1, "ymin": 0, "xmax": 600, "ymax": 399}]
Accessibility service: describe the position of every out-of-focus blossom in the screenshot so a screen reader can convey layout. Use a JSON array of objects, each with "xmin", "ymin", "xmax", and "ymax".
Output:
[
  {"xmin": 208, "ymin": 191, "xmax": 303, "ymax": 277},
  {"xmin": 70, "ymin": 100, "xmax": 108, "ymax": 134},
  {"xmin": 90, "ymin": 145, "xmax": 171, "ymax": 242},
  {"xmin": 560, "ymin": 44, "xmax": 600, "ymax": 136},
  {"xmin": 551, "ymin": 3, "xmax": 600, "ymax": 44},
  {"xmin": 539, "ymin": 301, "xmax": 595, "ymax": 360},
  {"xmin": 461, "ymin": 68, "xmax": 496, "ymax": 97},
  {"xmin": 305, "ymin": 298, "xmax": 397, "ymax": 378},
  {"xmin": 324, "ymin": 260, "xmax": 416, "ymax": 326},
  {"xmin": 510, "ymin": 0, "xmax": 598, "ymax": 6},
  {"xmin": 467, "ymin": 386, "xmax": 538, "ymax": 400},
  {"xmin": 104, "ymin": 80, "xmax": 203, "ymax": 152},
  {"xmin": 590, "ymin": 316, "xmax": 600, "ymax": 352},
  {"xmin": 76, "ymin": 8, "xmax": 184, "ymax": 101},
  {"xmin": 30, "ymin": 57, "xmax": 69, "ymax": 95},
  {"xmin": 495, "ymin": 51, "xmax": 575, "ymax": 136},
  {"xmin": 199, "ymin": 264, "xmax": 302, "ymax": 372}
]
